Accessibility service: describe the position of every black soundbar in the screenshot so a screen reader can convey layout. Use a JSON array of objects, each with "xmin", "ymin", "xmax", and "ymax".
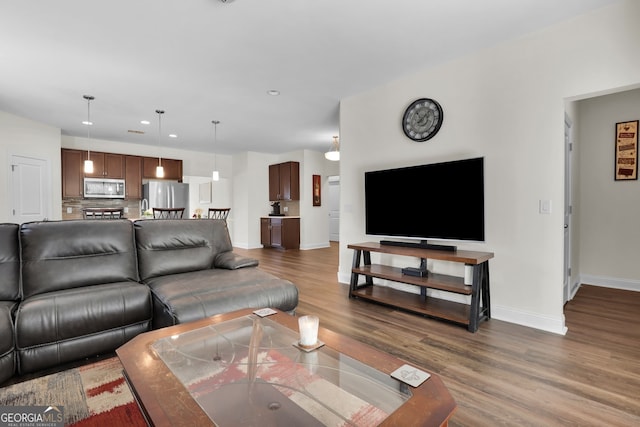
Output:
[{"xmin": 380, "ymin": 240, "xmax": 457, "ymax": 252}]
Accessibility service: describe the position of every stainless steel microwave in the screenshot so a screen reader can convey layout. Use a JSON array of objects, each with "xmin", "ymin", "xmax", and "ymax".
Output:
[{"xmin": 84, "ymin": 178, "xmax": 126, "ymax": 199}]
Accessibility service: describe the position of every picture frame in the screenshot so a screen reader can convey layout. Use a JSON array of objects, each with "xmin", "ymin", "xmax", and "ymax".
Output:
[
  {"xmin": 312, "ymin": 174, "xmax": 321, "ymax": 206},
  {"xmin": 615, "ymin": 120, "xmax": 638, "ymax": 181},
  {"xmin": 199, "ymin": 182, "xmax": 212, "ymax": 203}
]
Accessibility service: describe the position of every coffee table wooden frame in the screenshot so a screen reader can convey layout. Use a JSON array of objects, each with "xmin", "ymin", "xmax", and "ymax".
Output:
[{"xmin": 116, "ymin": 308, "xmax": 456, "ymax": 426}]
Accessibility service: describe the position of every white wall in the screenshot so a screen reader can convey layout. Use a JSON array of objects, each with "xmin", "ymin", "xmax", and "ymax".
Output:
[
  {"xmin": 577, "ymin": 88, "xmax": 640, "ymax": 290},
  {"xmin": 0, "ymin": 111, "xmax": 62, "ymax": 222},
  {"xmin": 300, "ymin": 150, "xmax": 331, "ymax": 249},
  {"xmin": 339, "ymin": 1, "xmax": 640, "ymax": 334}
]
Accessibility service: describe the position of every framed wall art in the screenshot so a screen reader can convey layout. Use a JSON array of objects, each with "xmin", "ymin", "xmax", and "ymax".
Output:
[
  {"xmin": 615, "ymin": 120, "xmax": 638, "ymax": 181},
  {"xmin": 199, "ymin": 182, "xmax": 212, "ymax": 203},
  {"xmin": 312, "ymin": 174, "xmax": 321, "ymax": 206}
]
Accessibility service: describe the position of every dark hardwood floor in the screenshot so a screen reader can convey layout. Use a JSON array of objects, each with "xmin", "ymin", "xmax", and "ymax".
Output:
[{"xmin": 234, "ymin": 242, "xmax": 640, "ymax": 427}]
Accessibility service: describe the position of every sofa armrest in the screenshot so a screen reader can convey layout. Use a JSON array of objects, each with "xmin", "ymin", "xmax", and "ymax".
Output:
[{"xmin": 214, "ymin": 252, "xmax": 259, "ymax": 270}]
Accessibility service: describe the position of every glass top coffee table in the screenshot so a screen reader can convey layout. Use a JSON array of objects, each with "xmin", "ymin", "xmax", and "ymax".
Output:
[{"xmin": 116, "ymin": 309, "xmax": 456, "ymax": 426}]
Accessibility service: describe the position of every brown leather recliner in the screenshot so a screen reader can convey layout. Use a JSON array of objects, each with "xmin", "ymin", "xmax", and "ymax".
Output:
[{"xmin": 15, "ymin": 220, "xmax": 152, "ymax": 375}]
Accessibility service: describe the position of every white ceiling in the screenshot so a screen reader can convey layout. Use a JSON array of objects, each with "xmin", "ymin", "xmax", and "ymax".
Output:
[{"xmin": 0, "ymin": 0, "xmax": 619, "ymax": 156}]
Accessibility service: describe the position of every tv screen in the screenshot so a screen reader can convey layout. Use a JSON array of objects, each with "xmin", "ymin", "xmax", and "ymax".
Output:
[{"xmin": 365, "ymin": 157, "xmax": 484, "ymax": 243}]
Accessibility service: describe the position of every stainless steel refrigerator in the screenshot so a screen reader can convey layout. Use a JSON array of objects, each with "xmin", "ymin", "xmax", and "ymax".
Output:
[{"xmin": 143, "ymin": 181, "xmax": 189, "ymax": 216}]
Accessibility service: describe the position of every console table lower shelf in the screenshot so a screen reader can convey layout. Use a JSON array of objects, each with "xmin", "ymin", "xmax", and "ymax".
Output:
[{"xmin": 348, "ymin": 242, "xmax": 493, "ymax": 332}]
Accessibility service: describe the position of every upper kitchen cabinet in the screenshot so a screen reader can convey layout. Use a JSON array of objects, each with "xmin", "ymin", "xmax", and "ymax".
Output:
[
  {"xmin": 84, "ymin": 152, "xmax": 124, "ymax": 179},
  {"xmin": 269, "ymin": 161, "xmax": 299, "ymax": 201},
  {"xmin": 124, "ymin": 155, "xmax": 143, "ymax": 199},
  {"xmin": 142, "ymin": 157, "xmax": 183, "ymax": 181},
  {"xmin": 61, "ymin": 148, "xmax": 84, "ymax": 198}
]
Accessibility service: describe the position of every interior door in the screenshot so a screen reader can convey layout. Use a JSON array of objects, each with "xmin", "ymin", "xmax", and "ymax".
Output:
[{"xmin": 10, "ymin": 155, "xmax": 49, "ymax": 223}]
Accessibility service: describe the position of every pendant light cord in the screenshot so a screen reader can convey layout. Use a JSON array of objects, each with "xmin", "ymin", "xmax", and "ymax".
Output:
[
  {"xmin": 212, "ymin": 120, "xmax": 219, "ymax": 171},
  {"xmin": 83, "ymin": 95, "xmax": 94, "ymax": 160},
  {"xmin": 156, "ymin": 110, "xmax": 165, "ymax": 166}
]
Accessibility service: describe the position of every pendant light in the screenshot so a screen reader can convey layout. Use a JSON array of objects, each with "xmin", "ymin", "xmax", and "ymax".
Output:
[
  {"xmin": 324, "ymin": 135, "xmax": 340, "ymax": 161},
  {"xmin": 82, "ymin": 95, "xmax": 95, "ymax": 173},
  {"xmin": 212, "ymin": 120, "xmax": 220, "ymax": 181},
  {"xmin": 155, "ymin": 109, "xmax": 165, "ymax": 178}
]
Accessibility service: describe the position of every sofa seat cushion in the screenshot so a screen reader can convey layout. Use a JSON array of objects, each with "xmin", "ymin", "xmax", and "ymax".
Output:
[
  {"xmin": 15, "ymin": 281, "xmax": 151, "ymax": 374},
  {"xmin": 0, "ymin": 301, "xmax": 17, "ymax": 384},
  {"xmin": 146, "ymin": 268, "xmax": 299, "ymax": 328}
]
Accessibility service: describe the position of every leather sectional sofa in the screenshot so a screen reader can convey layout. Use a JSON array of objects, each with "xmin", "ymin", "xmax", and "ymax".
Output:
[{"xmin": 0, "ymin": 219, "xmax": 298, "ymax": 384}]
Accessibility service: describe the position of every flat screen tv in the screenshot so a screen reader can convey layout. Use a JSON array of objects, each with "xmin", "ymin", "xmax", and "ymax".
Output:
[{"xmin": 365, "ymin": 157, "xmax": 484, "ymax": 247}]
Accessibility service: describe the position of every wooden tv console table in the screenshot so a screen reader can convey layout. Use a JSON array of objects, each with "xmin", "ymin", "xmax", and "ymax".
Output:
[{"xmin": 348, "ymin": 242, "xmax": 494, "ymax": 332}]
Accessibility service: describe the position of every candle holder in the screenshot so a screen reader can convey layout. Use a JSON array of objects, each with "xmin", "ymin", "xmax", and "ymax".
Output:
[{"xmin": 295, "ymin": 315, "xmax": 323, "ymax": 351}]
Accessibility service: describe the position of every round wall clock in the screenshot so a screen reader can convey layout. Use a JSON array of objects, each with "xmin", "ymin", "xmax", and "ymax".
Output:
[{"xmin": 402, "ymin": 98, "xmax": 443, "ymax": 142}]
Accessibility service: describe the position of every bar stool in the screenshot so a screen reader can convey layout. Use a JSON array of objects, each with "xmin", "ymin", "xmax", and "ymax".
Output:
[
  {"xmin": 82, "ymin": 207, "xmax": 125, "ymax": 219},
  {"xmin": 152, "ymin": 207, "xmax": 185, "ymax": 219},
  {"xmin": 207, "ymin": 208, "xmax": 230, "ymax": 222}
]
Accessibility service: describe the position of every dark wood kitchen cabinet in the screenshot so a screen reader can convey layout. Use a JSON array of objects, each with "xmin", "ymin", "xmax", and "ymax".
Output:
[
  {"xmin": 142, "ymin": 157, "xmax": 183, "ymax": 181},
  {"xmin": 269, "ymin": 161, "xmax": 299, "ymax": 201},
  {"xmin": 62, "ymin": 149, "xmax": 182, "ymax": 200},
  {"xmin": 84, "ymin": 152, "xmax": 124, "ymax": 179},
  {"xmin": 124, "ymin": 155, "xmax": 142, "ymax": 199},
  {"xmin": 261, "ymin": 217, "xmax": 300, "ymax": 249},
  {"xmin": 61, "ymin": 148, "xmax": 84, "ymax": 198}
]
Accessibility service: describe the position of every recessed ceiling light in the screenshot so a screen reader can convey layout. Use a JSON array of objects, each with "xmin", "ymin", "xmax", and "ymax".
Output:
[
  {"xmin": 140, "ymin": 120, "xmax": 150, "ymax": 125},
  {"xmin": 168, "ymin": 134, "xmax": 177, "ymax": 138},
  {"xmin": 267, "ymin": 90, "xmax": 280, "ymax": 96},
  {"xmin": 82, "ymin": 121, "xmax": 93, "ymax": 125}
]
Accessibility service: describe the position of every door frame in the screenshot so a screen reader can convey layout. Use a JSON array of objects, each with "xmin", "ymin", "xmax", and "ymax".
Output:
[{"xmin": 563, "ymin": 114, "xmax": 573, "ymax": 304}]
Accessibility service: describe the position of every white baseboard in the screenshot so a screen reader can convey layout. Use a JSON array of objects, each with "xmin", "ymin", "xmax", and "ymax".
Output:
[
  {"xmin": 300, "ymin": 242, "xmax": 331, "ymax": 250},
  {"xmin": 579, "ymin": 274, "xmax": 640, "ymax": 292},
  {"xmin": 491, "ymin": 305, "xmax": 567, "ymax": 335}
]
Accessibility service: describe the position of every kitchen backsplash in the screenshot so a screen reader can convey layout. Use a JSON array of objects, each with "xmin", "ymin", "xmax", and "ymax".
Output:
[{"xmin": 62, "ymin": 198, "xmax": 141, "ymax": 220}]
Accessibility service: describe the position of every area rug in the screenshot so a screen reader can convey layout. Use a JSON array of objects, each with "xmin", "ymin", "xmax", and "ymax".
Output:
[{"xmin": 0, "ymin": 357, "xmax": 146, "ymax": 426}]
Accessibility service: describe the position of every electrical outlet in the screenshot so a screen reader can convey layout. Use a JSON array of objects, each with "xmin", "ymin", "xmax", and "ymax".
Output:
[
  {"xmin": 283, "ymin": 206, "xmax": 288, "ymax": 212},
  {"xmin": 66, "ymin": 207, "xmax": 72, "ymax": 214}
]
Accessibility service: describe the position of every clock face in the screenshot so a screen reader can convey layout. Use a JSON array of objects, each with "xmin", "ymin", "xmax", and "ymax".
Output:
[{"xmin": 402, "ymin": 98, "xmax": 443, "ymax": 142}]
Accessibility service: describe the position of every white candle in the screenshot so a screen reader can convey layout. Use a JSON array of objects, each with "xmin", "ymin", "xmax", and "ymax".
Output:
[{"xmin": 298, "ymin": 315, "xmax": 319, "ymax": 347}]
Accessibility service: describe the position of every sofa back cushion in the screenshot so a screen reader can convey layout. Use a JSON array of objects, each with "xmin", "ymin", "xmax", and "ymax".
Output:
[
  {"xmin": 0, "ymin": 223, "xmax": 20, "ymax": 301},
  {"xmin": 20, "ymin": 220, "xmax": 139, "ymax": 298},
  {"xmin": 135, "ymin": 219, "xmax": 233, "ymax": 281}
]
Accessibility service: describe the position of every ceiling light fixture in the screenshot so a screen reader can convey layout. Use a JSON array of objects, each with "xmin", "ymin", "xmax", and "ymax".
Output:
[
  {"xmin": 325, "ymin": 135, "xmax": 340, "ymax": 161},
  {"xmin": 82, "ymin": 95, "xmax": 95, "ymax": 173},
  {"xmin": 267, "ymin": 90, "xmax": 280, "ymax": 96},
  {"xmin": 211, "ymin": 120, "xmax": 220, "ymax": 181},
  {"xmin": 155, "ymin": 109, "xmax": 165, "ymax": 178}
]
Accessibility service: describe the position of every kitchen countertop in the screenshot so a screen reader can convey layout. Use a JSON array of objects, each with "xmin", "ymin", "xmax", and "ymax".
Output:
[{"xmin": 261, "ymin": 215, "xmax": 300, "ymax": 219}]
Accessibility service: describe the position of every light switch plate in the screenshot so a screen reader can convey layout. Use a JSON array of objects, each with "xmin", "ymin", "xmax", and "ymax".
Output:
[
  {"xmin": 66, "ymin": 207, "xmax": 72, "ymax": 214},
  {"xmin": 539, "ymin": 199, "xmax": 552, "ymax": 214}
]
